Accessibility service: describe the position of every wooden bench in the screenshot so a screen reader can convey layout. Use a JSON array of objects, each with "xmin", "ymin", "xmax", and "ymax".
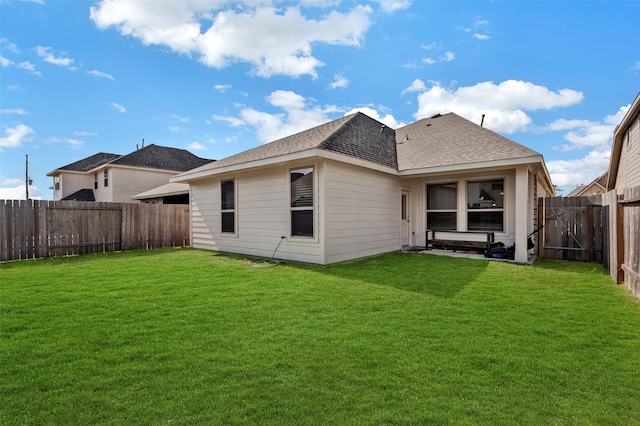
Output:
[{"xmin": 426, "ymin": 230, "xmax": 495, "ymax": 252}]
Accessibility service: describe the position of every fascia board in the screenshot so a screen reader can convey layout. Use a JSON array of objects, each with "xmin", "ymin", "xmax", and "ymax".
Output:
[
  {"xmin": 398, "ymin": 155, "xmax": 544, "ymax": 176},
  {"xmin": 171, "ymin": 148, "xmax": 318, "ymax": 183}
]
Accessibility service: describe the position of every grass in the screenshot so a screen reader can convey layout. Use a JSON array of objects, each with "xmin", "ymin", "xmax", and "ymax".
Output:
[{"xmin": 2, "ymin": 248, "xmax": 640, "ymax": 425}]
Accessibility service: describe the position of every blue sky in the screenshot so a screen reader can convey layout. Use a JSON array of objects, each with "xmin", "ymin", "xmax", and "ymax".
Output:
[{"xmin": 1, "ymin": 0, "xmax": 639, "ymax": 199}]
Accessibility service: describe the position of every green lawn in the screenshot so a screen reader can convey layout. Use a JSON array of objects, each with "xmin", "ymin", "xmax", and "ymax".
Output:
[{"xmin": 2, "ymin": 249, "xmax": 640, "ymax": 425}]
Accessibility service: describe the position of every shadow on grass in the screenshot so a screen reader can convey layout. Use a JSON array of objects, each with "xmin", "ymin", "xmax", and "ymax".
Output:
[{"xmin": 287, "ymin": 252, "xmax": 489, "ymax": 298}]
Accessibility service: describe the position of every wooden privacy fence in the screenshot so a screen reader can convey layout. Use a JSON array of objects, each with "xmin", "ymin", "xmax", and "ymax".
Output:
[
  {"xmin": 0, "ymin": 200, "xmax": 190, "ymax": 261},
  {"xmin": 539, "ymin": 196, "xmax": 604, "ymax": 262},
  {"xmin": 603, "ymin": 186, "xmax": 640, "ymax": 297}
]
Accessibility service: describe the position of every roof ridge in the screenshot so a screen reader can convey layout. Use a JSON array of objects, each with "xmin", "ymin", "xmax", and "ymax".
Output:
[{"xmin": 317, "ymin": 112, "xmax": 362, "ymax": 150}]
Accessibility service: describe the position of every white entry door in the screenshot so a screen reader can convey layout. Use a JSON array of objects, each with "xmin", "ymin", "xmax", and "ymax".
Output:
[{"xmin": 401, "ymin": 190, "xmax": 410, "ymax": 246}]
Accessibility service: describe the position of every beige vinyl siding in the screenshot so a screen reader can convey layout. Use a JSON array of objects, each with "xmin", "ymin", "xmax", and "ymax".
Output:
[
  {"xmin": 622, "ymin": 118, "xmax": 640, "ymax": 190},
  {"xmin": 189, "ymin": 164, "xmax": 324, "ymax": 264},
  {"xmin": 57, "ymin": 173, "xmax": 92, "ymax": 200},
  {"xmin": 324, "ymin": 160, "xmax": 400, "ymax": 264},
  {"xmin": 110, "ymin": 167, "xmax": 176, "ymax": 203}
]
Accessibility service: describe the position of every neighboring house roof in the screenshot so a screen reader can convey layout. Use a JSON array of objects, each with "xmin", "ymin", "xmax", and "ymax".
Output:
[
  {"xmin": 396, "ymin": 113, "xmax": 541, "ymax": 172},
  {"xmin": 566, "ymin": 185, "xmax": 587, "ymax": 197},
  {"xmin": 47, "ymin": 144, "xmax": 213, "ymax": 176},
  {"xmin": 110, "ymin": 144, "xmax": 213, "ymax": 172},
  {"xmin": 132, "ymin": 182, "xmax": 189, "ymax": 200},
  {"xmin": 61, "ymin": 189, "xmax": 95, "ymax": 201},
  {"xmin": 48, "ymin": 152, "xmax": 121, "ymax": 175},
  {"xmin": 566, "ymin": 172, "xmax": 608, "ymax": 197},
  {"xmin": 607, "ymin": 92, "xmax": 640, "ymax": 190},
  {"xmin": 173, "ymin": 111, "xmax": 550, "ymax": 188}
]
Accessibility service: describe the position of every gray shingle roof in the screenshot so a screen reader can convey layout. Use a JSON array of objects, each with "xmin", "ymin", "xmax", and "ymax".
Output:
[
  {"xmin": 61, "ymin": 189, "xmax": 95, "ymax": 201},
  {"xmin": 51, "ymin": 152, "xmax": 121, "ymax": 174},
  {"xmin": 395, "ymin": 113, "xmax": 540, "ymax": 171},
  {"xmin": 176, "ymin": 111, "xmax": 544, "ymax": 180},
  {"xmin": 176, "ymin": 112, "xmax": 396, "ymax": 178},
  {"xmin": 110, "ymin": 144, "xmax": 213, "ymax": 171}
]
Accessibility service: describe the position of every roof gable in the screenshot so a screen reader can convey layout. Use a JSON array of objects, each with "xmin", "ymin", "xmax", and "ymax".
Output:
[
  {"xmin": 318, "ymin": 112, "xmax": 397, "ymax": 169},
  {"xmin": 607, "ymin": 92, "xmax": 640, "ymax": 190},
  {"xmin": 110, "ymin": 144, "xmax": 212, "ymax": 171},
  {"xmin": 395, "ymin": 113, "xmax": 541, "ymax": 171}
]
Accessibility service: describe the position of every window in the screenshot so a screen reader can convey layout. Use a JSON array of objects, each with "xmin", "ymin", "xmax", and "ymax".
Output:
[
  {"xmin": 467, "ymin": 179, "xmax": 504, "ymax": 231},
  {"xmin": 103, "ymin": 170, "xmax": 109, "ymax": 187},
  {"xmin": 221, "ymin": 179, "xmax": 235, "ymax": 233},
  {"xmin": 290, "ymin": 167, "xmax": 313, "ymax": 237},
  {"xmin": 94, "ymin": 173, "xmax": 98, "ymax": 189},
  {"xmin": 54, "ymin": 176, "xmax": 60, "ymax": 191},
  {"xmin": 426, "ymin": 183, "xmax": 457, "ymax": 230}
]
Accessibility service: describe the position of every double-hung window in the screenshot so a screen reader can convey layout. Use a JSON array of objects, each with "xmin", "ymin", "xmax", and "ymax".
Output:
[
  {"xmin": 103, "ymin": 170, "xmax": 109, "ymax": 187},
  {"xmin": 290, "ymin": 167, "xmax": 313, "ymax": 237},
  {"xmin": 467, "ymin": 179, "xmax": 504, "ymax": 231},
  {"xmin": 94, "ymin": 173, "xmax": 98, "ymax": 189},
  {"xmin": 54, "ymin": 176, "xmax": 60, "ymax": 191},
  {"xmin": 221, "ymin": 179, "xmax": 235, "ymax": 233},
  {"xmin": 426, "ymin": 183, "xmax": 457, "ymax": 230}
]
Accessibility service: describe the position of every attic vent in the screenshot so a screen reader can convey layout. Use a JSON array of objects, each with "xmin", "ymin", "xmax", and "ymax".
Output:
[
  {"xmin": 430, "ymin": 113, "xmax": 442, "ymax": 119},
  {"xmin": 405, "ymin": 134, "xmax": 409, "ymax": 141}
]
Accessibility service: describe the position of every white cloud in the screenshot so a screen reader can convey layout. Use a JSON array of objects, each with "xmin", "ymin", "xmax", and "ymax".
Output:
[
  {"xmin": 401, "ymin": 78, "xmax": 426, "ymax": 96},
  {"xmin": 7, "ymin": 84, "xmax": 21, "ymax": 91},
  {"xmin": 1, "ymin": 108, "xmax": 27, "ymax": 114},
  {"xmin": 541, "ymin": 105, "xmax": 628, "ymax": 151},
  {"xmin": 547, "ymin": 148, "xmax": 611, "ymax": 188},
  {"xmin": 0, "ymin": 38, "xmax": 20, "ymax": 53},
  {"xmin": 67, "ymin": 138, "xmax": 84, "ymax": 147},
  {"xmin": 188, "ymin": 141, "xmax": 206, "ymax": 150},
  {"xmin": 374, "ymin": 0, "xmax": 411, "ymax": 13},
  {"xmin": 0, "ymin": 55, "xmax": 14, "ymax": 67},
  {"xmin": 631, "ymin": 60, "xmax": 640, "ymax": 71},
  {"xmin": 474, "ymin": 33, "xmax": 490, "ymax": 40},
  {"xmin": 422, "ymin": 58, "xmax": 435, "ymax": 65},
  {"xmin": 0, "ymin": 123, "xmax": 34, "ymax": 149},
  {"xmin": 421, "ymin": 42, "xmax": 442, "ymax": 50},
  {"xmin": 171, "ymin": 114, "xmax": 191, "ymax": 123},
  {"xmin": 214, "ymin": 84, "xmax": 232, "ymax": 93},
  {"xmin": 0, "ymin": 180, "xmax": 42, "ymax": 201},
  {"xmin": 36, "ymin": 46, "xmax": 74, "ymax": 67},
  {"xmin": 90, "ymin": 2, "xmax": 371, "ymax": 78},
  {"xmin": 343, "ymin": 106, "xmax": 404, "ymax": 128},
  {"xmin": 214, "ymin": 89, "xmax": 340, "ymax": 143},
  {"xmin": 169, "ymin": 126, "xmax": 184, "ymax": 132},
  {"xmin": 329, "ymin": 74, "xmax": 349, "ymax": 89},
  {"xmin": 16, "ymin": 61, "xmax": 41, "ymax": 76},
  {"xmin": 211, "ymin": 115, "xmax": 245, "ymax": 127},
  {"xmin": 87, "ymin": 69, "xmax": 115, "ymax": 80},
  {"xmin": 441, "ymin": 51, "xmax": 455, "ymax": 62},
  {"xmin": 414, "ymin": 80, "xmax": 584, "ymax": 133},
  {"xmin": 74, "ymin": 131, "xmax": 97, "ymax": 137},
  {"xmin": 111, "ymin": 102, "xmax": 126, "ymax": 113}
]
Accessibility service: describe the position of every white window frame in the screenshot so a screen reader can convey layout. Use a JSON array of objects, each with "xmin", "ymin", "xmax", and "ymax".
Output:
[
  {"xmin": 220, "ymin": 178, "xmax": 236, "ymax": 235},
  {"xmin": 466, "ymin": 178, "xmax": 505, "ymax": 232},
  {"xmin": 103, "ymin": 170, "xmax": 109, "ymax": 187},
  {"xmin": 289, "ymin": 166, "xmax": 315, "ymax": 239},
  {"xmin": 426, "ymin": 182, "xmax": 458, "ymax": 230}
]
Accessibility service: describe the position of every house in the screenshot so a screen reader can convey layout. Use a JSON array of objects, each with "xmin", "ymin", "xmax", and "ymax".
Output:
[
  {"xmin": 172, "ymin": 112, "xmax": 554, "ymax": 265},
  {"xmin": 565, "ymin": 172, "xmax": 608, "ymax": 197},
  {"xmin": 604, "ymin": 92, "xmax": 640, "ymax": 295},
  {"xmin": 47, "ymin": 144, "xmax": 212, "ymax": 203},
  {"xmin": 131, "ymin": 182, "xmax": 191, "ymax": 204}
]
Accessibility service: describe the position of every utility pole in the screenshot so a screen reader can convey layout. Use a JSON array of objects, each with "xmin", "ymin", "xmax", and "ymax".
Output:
[{"xmin": 25, "ymin": 154, "xmax": 29, "ymax": 201}]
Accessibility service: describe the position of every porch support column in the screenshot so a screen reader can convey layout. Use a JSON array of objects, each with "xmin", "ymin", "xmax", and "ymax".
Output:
[{"xmin": 514, "ymin": 165, "xmax": 529, "ymax": 263}]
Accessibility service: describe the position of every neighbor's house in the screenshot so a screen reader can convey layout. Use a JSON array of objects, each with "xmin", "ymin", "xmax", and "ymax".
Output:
[
  {"xmin": 172, "ymin": 112, "xmax": 554, "ymax": 265},
  {"xmin": 604, "ymin": 92, "xmax": 640, "ymax": 294},
  {"xmin": 566, "ymin": 172, "xmax": 608, "ymax": 197},
  {"xmin": 47, "ymin": 144, "xmax": 212, "ymax": 203}
]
